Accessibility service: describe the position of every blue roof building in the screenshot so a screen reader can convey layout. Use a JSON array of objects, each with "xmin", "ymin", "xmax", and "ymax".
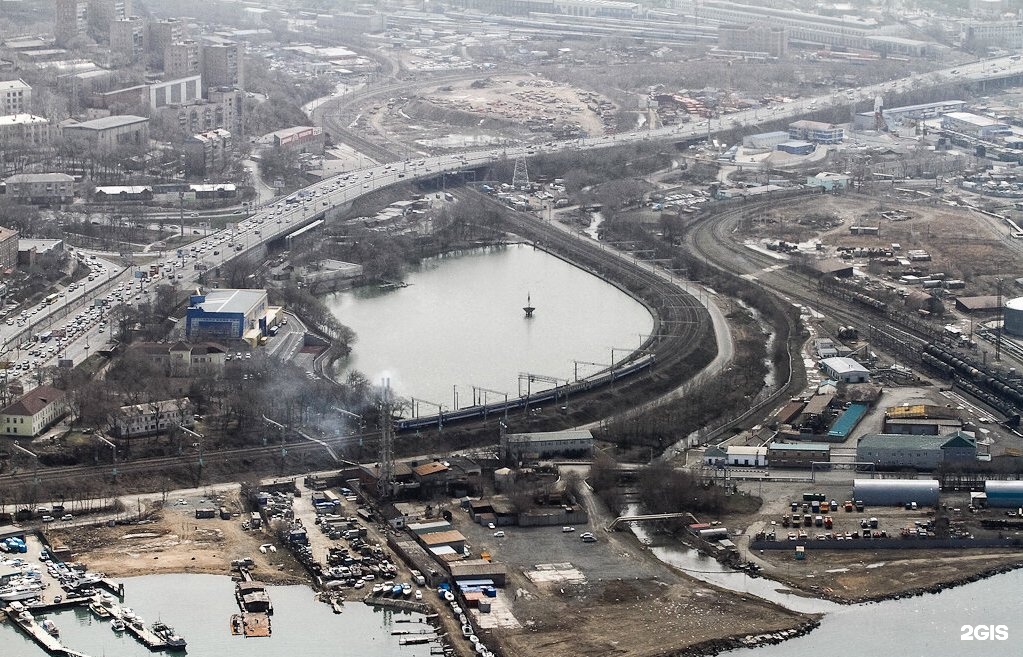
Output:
[{"xmin": 185, "ymin": 288, "xmax": 269, "ymax": 340}]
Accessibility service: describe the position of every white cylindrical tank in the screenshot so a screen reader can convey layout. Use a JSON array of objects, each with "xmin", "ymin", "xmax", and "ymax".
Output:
[
  {"xmin": 985, "ymin": 481, "xmax": 1023, "ymax": 508},
  {"xmin": 1004, "ymin": 298, "xmax": 1023, "ymax": 337},
  {"xmin": 853, "ymin": 479, "xmax": 940, "ymax": 506}
]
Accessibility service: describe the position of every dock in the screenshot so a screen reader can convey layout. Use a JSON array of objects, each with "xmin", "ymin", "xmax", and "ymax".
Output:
[
  {"xmin": 3, "ymin": 605, "xmax": 96, "ymax": 657},
  {"xmin": 26, "ymin": 597, "xmax": 92, "ymax": 613},
  {"xmin": 230, "ymin": 613, "xmax": 271, "ymax": 637},
  {"xmin": 233, "ymin": 578, "xmax": 272, "ymax": 637},
  {"xmin": 362, "ymin": 594, "xmax": 431, "ymax": 614},
  {"xmin": 108, "ymin": 604, "xmax": 169, "ymax": 650}
]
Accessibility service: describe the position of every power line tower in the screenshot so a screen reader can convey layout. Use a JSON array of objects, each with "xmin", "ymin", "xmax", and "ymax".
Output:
[
  {"xmin": 512, "ymin": 155, "xmax": 529, "ymax": 190},
  {"xmin": 378, "ymin": 378, "xmax": 394, "ymax": 500}
]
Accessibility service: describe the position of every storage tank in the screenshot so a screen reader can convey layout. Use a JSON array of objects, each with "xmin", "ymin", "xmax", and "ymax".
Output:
[
  {"xmin": 984, "ymin": 481, "xmax": 1023, "ymax": 508},
  {"xmin": 1005, "ymin": 298, "xmax": 1023, "ymax": 337},
  {"xmin": 853, "ymin": 479, "xmax": 939, "ymax": 506}
]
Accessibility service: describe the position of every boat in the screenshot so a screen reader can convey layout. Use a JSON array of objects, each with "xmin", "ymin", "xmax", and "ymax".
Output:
[
  {"xmin": 461, "ymin": 624, "xmax": 474, "ymax": 639},
  {"xmin": 401, "ymin": 583, "xmax": 412, "ymax": 597},
  {"xmin": 391, "ymin": 584, "xmax": 403, "ymax": 597},
  {"xmin": 371, "ymin": 584, "xmax": 384, "ymax": 595},
  {"xmin": 0, "ymin": 584, "xmax": 44, "ymax": 601},
  {"xmin": 111, "ymin": 619, "xmax": 126, "ymax": 632},
  {"xmin": 40, "ymin": 618, "xmax": 59, "ymax": 636},
  {"xmin": 443, "ymin": 591, "xmax": 455, "ymax": 602},
  {"xmin": 89, "ymin": 601, "xmax": 112, "ymax": 619},
  {"xmin": 523, "ymin": 292, "xmax": 535, "ymax": 318},
  {"xmin": 152, "ymin": 621, "xmax": 187, "ymax": 651}
]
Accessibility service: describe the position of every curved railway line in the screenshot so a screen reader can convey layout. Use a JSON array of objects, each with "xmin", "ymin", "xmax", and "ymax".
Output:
[{"xmin": 684, "ymin": 193, "xmax": 1023, "ymax": 422}]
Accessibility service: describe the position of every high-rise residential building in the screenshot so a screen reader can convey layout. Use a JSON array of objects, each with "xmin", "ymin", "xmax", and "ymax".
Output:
[
  {"xmin": 0, "ymin": 79, "xmax": 32, "ymax": 115},
  {"xmin": 165, "ymin": 39, "xmax": 201, "ymax": 79},
  {"xmin": 88, "ymin": 0, "xmax": 131, "ymax": 36},
  {"xmin": 0, "ymin": 226, "xmax": 18, "ymax": 273},
  {"xmin": 148, "ymin": 18, "xmax": 183, "ymax": 68},
  {"xmin": 54, "ymin": 0, "xmax": 130, "ymax": 45},
  {"xmin": 54, "ymin": 0, "xmax": 88, "ymax": 47},
  {"xmin": 110, "ymin": 15, "xmax": 146, "ymax": 63},
  {"xmin": 200, "ymin": 37, "xmax": 244, "ymax": 90}
]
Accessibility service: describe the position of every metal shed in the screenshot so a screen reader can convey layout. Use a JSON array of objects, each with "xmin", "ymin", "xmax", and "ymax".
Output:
[
  {"xmin": 984, "ymin": 481, "xmax": 1023, "ymax": 508},
  {"xmin": 853, "ymin": 479, "xmax": 939, "ymax": 506}
]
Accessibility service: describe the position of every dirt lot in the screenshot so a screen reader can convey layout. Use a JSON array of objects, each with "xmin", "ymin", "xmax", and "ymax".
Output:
[
  {"xmin": 740, "ymin": 194, "xmax": 1022, "ymax": 286},
  {"xmin": 758, "ymin": 548, "xmax": 1023, "ymax": 602},
  {"xmin": 449, "ymin": 484, "xmax": 811, "ymax": 657},
  {"xmin": 373, "ymin": 74, "xmax": 609, "ymax": 150},
  {"xmin": 46, "ymin": 489, "xmax": 308, "ymax": 584}
]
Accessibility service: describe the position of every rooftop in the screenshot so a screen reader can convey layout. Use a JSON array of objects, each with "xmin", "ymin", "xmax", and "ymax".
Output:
[
  {"xmin": 1, "ymin": 385, "xmax": 65, "ymax": 417},
  {"xmin": 0, "ymin": 79, "xmax": 30, "ymax": 90},
  {"xmin": 943, "ymin": 112, "xmax": 1006, "ymax": 127},
  {"xmin": 5, "ymin": 173, "xmax": 73, "ymax": 184},
  {"xmin": 0, "ymin": 114, "xmax": 47, "ymax": 126},
  {"xmin": 505, "ymin": 429, "xmax": 592, "ymax": 443},
  {"xmin": 858, "ymin": 431, "xmax": 976, "ymax": 451},
  {"xmin": 63, "ymin": 115, "xmax": 148, "ymax": 131},
  {"xmin": 191, "ymin": 288, "xmax": 266, "ymax": 315},
  {"xmin": 821, "ymin": 356, "xmax": 869, "ymax": 375},
  {"xmin": 412, "ymin": 462, "xmax": 449, "ymax": 477},
  {"xmin": 768, "ymin": 442, "xmax": 831, "ymax": 452},
  {"xmin": 419, "ymin": 530, "xmax": 466, "ymax": 546}
]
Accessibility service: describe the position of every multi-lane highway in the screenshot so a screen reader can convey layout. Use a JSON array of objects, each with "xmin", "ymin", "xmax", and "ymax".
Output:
[{"xmin": 7, "ymin": 54, "xmax": 1022, "ymax": 393}]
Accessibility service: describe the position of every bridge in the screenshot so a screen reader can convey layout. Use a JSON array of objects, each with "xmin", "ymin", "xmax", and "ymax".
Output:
[{"xmin": 605, "ymin": 511, "xmax": 696, "ymax": 532}]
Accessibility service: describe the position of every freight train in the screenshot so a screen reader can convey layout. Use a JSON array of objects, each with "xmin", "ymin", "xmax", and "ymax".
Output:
[
  {"xmin": 395, "ymin": 354, "xmax": 656, "ymax": 431},
  {"xmin": 921, "ymin": 343, "xmax": 1023, "ymax": 421}
]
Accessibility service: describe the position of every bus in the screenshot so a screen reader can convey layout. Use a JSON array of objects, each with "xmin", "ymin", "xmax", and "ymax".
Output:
[
  {"xmin": 35, "ymin": 331, "xmax": 52, "ymax": 343},
  {"xmin": 44, "ymin": 293, "xmax": 59, "ymax": 305}
]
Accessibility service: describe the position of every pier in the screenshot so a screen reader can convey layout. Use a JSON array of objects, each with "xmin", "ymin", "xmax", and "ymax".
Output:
[
  {"xmin": 107, "ymin": 604, "xmax": 170, "ymax": 650},
  {"xmin": 362, "ymin": 594, "xmax": 432, "ymax": 614},
  {"xmin": 233, "ymin": 578, "xmax": 273, "ymax": 637},
  {"xmin": 3, "ymin": 605, "xmax": 96, "ymax": 657}
]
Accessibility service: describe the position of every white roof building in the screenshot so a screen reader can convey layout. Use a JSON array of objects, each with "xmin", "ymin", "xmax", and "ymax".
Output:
[{"xmin": 821, "ymin": 357, "xmax": 870, "ymax": 383}]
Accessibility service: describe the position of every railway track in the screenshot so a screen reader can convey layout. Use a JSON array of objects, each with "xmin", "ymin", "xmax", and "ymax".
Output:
[
  {"xmin": 1, "ymin": 431, "xmax": 378, "ymax": 488},
  {"xmin": 468, "ymin": 192, "xmax": 715, "ymax": 402},
  {"xmin": 685, "ymin": 195, "xmax": 934, "ymax": 361}
]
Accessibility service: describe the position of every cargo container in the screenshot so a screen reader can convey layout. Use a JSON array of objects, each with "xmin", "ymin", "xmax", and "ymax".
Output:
[
  {"xmin": 802, "ymin": 492, "xmax": 827, "ymax": 502},
  {"xmin": 250, "ymin": 511, "xmax": 263, "ymax": 528},
  {"xmin": 195, "ymin": 508, "xmax": 216, "ymax": 519}
]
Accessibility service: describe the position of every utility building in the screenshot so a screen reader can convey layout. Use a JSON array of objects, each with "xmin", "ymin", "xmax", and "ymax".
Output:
[
  {"xmin": 856, "ymin": 431, "xmax": 977, "ymax": 470},
  {"xmin": 821, "ymin": 357, "xmax": 870, "ymax": 383}
]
